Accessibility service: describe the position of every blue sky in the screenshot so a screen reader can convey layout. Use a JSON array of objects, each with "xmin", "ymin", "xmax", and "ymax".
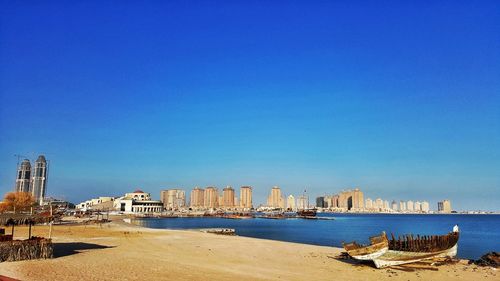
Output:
[{"xmin": 0, "ymin": 1, "xmax": 499, "ymax": 210}]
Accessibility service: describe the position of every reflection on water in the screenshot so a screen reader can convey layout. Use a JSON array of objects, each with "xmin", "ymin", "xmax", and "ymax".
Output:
[{"xmin": 131, "ymin": 213, "xmax": 500, "ymax": 259}]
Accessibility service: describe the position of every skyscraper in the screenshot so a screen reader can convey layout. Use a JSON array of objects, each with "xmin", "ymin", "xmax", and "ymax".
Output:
[
  {"xmin": 32, "ymin": 155, "xmax": 48, "ymax": 205},
  {"xmin": 399, "ymin": 200, "xmax": 407, "ymax": 212},
  {"xmin": 239, "ymin": 186, "xmax": 252, "ymax": 209},
  {"xmin": 421, "ymin": 201, "xmax": 430, "ymax": 213},
  {"xmin": 222, "ymin": 186, "xmax": 235, "ymax": 208},
  {"xmin": 204, "ymin": 186, "xmax": 218, "ymax": 209},
  {"xmin": 190, "ymin": 187, "xmax": 205, "ymax": 208},
  {"xmin": 407, "ymin": 200, "xmax": 414, "ymax": 212},
  {"xmin": 267, "ymin": 186, "xmax": 284, "ymax": 209},
  {"xmin": 365, "ymin": 198, "xmax": 373, "ymax": 209},
  {"xmin": 286, "ymin": 195, "xmax": 296, "ymax": 211},
  {"xmin": 391, "ymin": 200, "xmax": 398, "ymax": 211},
  {"xmin": 15, "ymin": 159, "xmax": 31, "ymax": 193},
  {"xmin": 438, "ymin": 200, "xmax": 452, "ymax": 213},
  {"xmin": 160, "ymin": 189, "xmax": 186, "ymax": 210}
]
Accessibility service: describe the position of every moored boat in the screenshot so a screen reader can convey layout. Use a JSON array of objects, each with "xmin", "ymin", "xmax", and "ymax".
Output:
[
  {"xmin": 296, "ymin": 209, "xmax": 317, "ymax": 217},
  {"xmin": 343, "ymin": 232, "xmax": 389, "ymax": 260}
]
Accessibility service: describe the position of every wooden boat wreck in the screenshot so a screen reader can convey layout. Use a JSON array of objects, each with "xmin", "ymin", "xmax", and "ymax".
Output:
[
  {"xmin": 343, "ymin": 232, "xmax": 389, "ymax": 260},
  {"xmin": 372, "ymin": 225, "xmax": 460, "ymax": 268},
  {"xmin": 344, "ymin": 225, "xmax": 460, "ymax": 268}
]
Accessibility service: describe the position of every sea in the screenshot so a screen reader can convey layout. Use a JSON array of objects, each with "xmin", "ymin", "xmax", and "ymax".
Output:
[{"xmin": 131, "ymin": 213, "xmax": 500, "ymax": 260}]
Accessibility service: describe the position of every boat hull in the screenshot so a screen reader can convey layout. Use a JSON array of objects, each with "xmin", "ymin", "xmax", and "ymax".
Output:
[
  {"xmin": 350, "ymin": 246, "xmax": 389, "ymax": 260},
  {"xmin": 372, "ymin": 244, "xmax": 458, "ymax": 268}
]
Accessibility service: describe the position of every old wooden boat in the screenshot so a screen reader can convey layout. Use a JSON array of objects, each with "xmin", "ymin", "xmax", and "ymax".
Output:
[
  {"xmin": 343, "ymin": 232, "xmax": 389, "ymax": 260},
  {"xmin": 372, "ymin": 225, "xmax": 460, "ymax": 268}
]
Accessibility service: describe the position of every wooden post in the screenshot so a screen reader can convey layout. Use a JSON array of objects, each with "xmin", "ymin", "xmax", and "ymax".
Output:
[
  {"xmin": 11, "ymin": 224, "xmax": 14, "ymax": 236},
  {"xmin": 48, "ymin": 204, "xmax": 53, "ymax": 239},
  {"xmin": 28, "ymin": 223, "xmax": 32, "ymax": 239}
]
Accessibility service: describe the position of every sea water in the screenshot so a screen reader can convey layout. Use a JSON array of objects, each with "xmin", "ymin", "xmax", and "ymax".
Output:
[{"xmin": 131, "ymin": 213, "xmax": 500, "ymax": 259}]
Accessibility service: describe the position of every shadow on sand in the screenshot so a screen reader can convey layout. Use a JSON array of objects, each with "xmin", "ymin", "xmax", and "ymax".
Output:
[{"xmin": 53, "ymin": 242, "xmax": 115, "ymax": 258}]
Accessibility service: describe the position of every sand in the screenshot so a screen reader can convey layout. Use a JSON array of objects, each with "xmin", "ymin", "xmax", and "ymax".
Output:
[{"xmin": 0, "ymin": 218, "xmax": 497, "ymax": 281}]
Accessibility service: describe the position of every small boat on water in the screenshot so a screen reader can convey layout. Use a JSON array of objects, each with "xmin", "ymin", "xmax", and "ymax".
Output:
[{"xmin": 344, "ymin": 225, "xmax": 460, "ymax": 268}]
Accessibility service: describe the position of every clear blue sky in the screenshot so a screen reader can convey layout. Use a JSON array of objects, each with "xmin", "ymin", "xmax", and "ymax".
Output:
[{"xmin": 1, "ymin": 1, "xmax": 499, "ymax": 211}]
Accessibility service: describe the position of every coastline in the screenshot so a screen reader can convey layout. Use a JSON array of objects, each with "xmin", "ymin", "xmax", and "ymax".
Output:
[{"xmin": 0, "ymin": 217, "xmax": 497, "ymax": 281}]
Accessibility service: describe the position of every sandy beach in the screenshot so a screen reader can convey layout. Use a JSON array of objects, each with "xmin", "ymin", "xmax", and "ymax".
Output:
[{"xmin": 0, "ymin": 219, "xmax": 497, "ymax": 281}]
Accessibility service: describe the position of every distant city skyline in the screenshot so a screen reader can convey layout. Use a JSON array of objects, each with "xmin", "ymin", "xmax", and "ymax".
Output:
[{"xmin": 1, "ymin": 1, "xmax": 499, "ymax": 211}]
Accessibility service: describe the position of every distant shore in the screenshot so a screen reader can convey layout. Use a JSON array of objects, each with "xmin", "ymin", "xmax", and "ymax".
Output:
[{"xmin": 0, "ymin": 216, "xmax": 497, "ymax": 281}]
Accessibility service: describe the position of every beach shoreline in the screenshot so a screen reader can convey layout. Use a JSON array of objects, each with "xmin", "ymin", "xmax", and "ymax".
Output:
[{"xmin": 0, "ymin": 217, "xmax": 497, "ymax": 281}]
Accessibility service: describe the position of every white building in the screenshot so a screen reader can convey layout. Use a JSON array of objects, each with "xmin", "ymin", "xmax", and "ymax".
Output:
[
  {"xmin": 365, "ymin": 198, "xmax": 373, "ymax": 209},
  {"xmin": 77, "ymin": 197, "xmax": 115, "ymax": 211},
  {"xmin": 113, "ymin": 189, "xmax": 163, "ymax": 214},
  {"xmin": 414, "ymin": 201, "xmax": 421, "ymax": 212},
  {"xmin": 407, "ymin": 200, "xmax": 414, "ymax": 212},
  {"xmin": 421, "ymin": 201, "xmax": 430, "ymax": 213},
  {"xmin": 286, "ymin": 195, "xmax": 296, "ymax": 211}
]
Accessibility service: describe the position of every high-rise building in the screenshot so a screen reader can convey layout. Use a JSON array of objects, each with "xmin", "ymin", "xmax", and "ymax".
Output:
[
  {"xmin": 375, "ymin": 198, "xmax": 383, "ymax": 210},
  {"xmin": 222, "ymin": 186, "xmax": 235, "ymax": 208},
  {"xmin": 204, "ymin": 187, "xmax": 218, "ymax": 209},
  {"xmin": 421, "ymin": 201, "xmax": 430, "ymax": 213},
  {"xmin": 338, "ymin": 188, "xmax": 364, "ymax": 210},
  {"xmin": 316, "ymin": 196, "xmax": 325, "ymax": 208},
  {"xmin": 391, "ymin": 200, "xmax": 398, "ymax": 211},
  {"xmin": 15, "ymin": 159, "xmax": 31, "ymax": 193},
  {"xmin": 438, "ymin": 200, "xmax": 452, "ymax": 213},
  {"xmin": 32, "ymin": 155, "xmax": 48, "ymax": 205},
  {"xmin": 297, "ymin": 195, "xmax": 308, "ymax": 210},
  {"xmin": 407, "ymin": 200, "xmax": 414, "ymax": 212},
  {"xmin": 384, "ymin": 200, "xmax": 390, "ymax": 210},
  {"xmin": 414, "ymin": 201, "xmax": 421, "ymax": 212},
  {"xmin": 190, "ymin": 187, "xmax": 205, "ymax": 208},
  {"xmin": 267, "ymin": 186, "xmax": 285, "ymax": 209},
  {"xmin": 286, "ymin": 195, "xmax": 296, "ymax": 210},
  {"xmin": 365, "ymin": 198, "xmax": 373, "ymax": 209},
  {"xmin": 239, "ymin": 186, "xmax": 252, "ymax": 209},
  {"xmin": 399, "ymin": 200, "xmax": 407, "ymax": 212},
  {"xmin": 160, "ymin": 189, "xmax": 186, "ymax": 210}
]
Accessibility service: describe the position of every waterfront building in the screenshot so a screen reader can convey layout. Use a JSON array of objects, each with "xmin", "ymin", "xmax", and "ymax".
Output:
[
  {"xmin": 421, "ymin": 201, "xmax": 430, "ymax": 213},
  {"xmin": 399, "ymin": 200, "xmax": 407, "ymax": 212},
  {"xmin": 316, "ymin": 196, "xmax": 325, "ymax": 208},
  {"xmin": 190, "ymin": 187, "xmax": 205, "ymax": 208},
  {"xmin": 375, "ymin": 198, "xmax": 383, "ymax": 210},
  {"xmin": 77, "ymin": 197, "xmax": 115, "ymax": 211},
  {"xmin": 218, "ymin": 195, "xmax": 224, "ymax": 207},
  {"xmin": 438, "ymin": 200, "xmax": 452, "ymax": 213},
  {"xmin": 222, "ymin": 186, "xmax": 235, "ymax": 208},
  {"xmin": 239, "ymin": 186, "xmax": 253, "ymax": 209},
  {"xmin": 204, "ymin": 187, "xmax": 218, "ymax": 209},
  {"xmin": 160, "ymin": 189, "xmax": 186, "ymax": 210},
  {"xmin": 113, "ymin": 190, "xmax": 163, "ymax": 213},
  {"xmin": 331, "ymin": 195, "xmax": 339, "ymax": 208},
  {"xmin": 384, "ymin": 200, "xmax": 390, "ymax": 210},
  {"xmin": 407, "ymin": 200, "xmax": 414, "ymax": 212},
  {"xmin": 414, "ymin": 201, "xmax": 421, "ymax": 212},
  {"xmin": 286, "ymin": 195, "xmax": 296, "ymax": 211},
  {"xmin": 365, "ymin": 198, "xmax": 373, "ymax": 209},
  {"xmin": 391, "ymin": 200, "xmax": 398, "ymax": 211},
  {"xmin": 338, "ymin": 188, "xmax": 364, "ymax": 211},
  {"xmin": 32, "ymin": 155, "xmax": 48, "ymax": 205},
  {"xmin": 15, "ymin": 159, "xmax": 31, "ymax": 193},
  {"xmin": 297, "ymin": 195, "xmax": 308, "ymax": 210},
  {"xmin": 267, "ymin": 186, "xmax": 285, "ymax": 209}
]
